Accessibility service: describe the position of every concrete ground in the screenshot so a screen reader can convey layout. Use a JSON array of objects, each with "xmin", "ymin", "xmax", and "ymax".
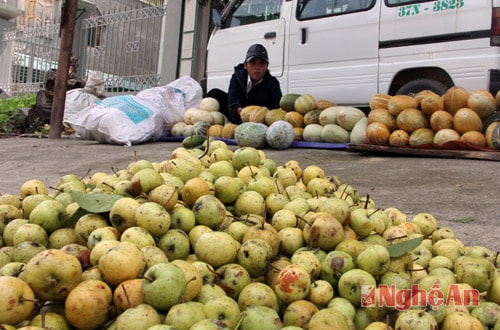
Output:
[{"xmin": 1, "ymin": 136, "xmax": 499, "ymax": 252}]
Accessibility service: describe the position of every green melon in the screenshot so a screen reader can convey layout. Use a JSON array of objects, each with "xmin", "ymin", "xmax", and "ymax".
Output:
[
  {"xmin": 303, "ymin": 124, "xmax": 323, "ymax": 142},
  {"xmin": 350, "ymin": 117, "xmax": 368, "ymax": 144},
  {"xmin": 279, "ymin": 93, "xmax": 301, "ymax": 111},
  {"xmin": 234, "ymin": 122, "xmax": 268, "ymax": 148},
  {"xmin": 266, "ymin": 120, "xmax": 295, "ymax": 149},
  {"xmin": 321, "ymin": 124, "xmax": 350, "ymax": 143}
]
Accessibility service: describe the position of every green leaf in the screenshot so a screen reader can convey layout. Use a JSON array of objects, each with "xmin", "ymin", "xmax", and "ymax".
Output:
[
  {"xmin": 69, "ymin": 191, "xmax": 123, "ymax": 213},
  {"xmin": 454, "ymin": 217, "xmax": 475, "ymax": 223},
  {"xmin": 66, "ymin": 206, "xmax": 89, "ymax": 228},
  {"xmin": 387, "ymin": 236, "xmax": 424, "ymax": 257}
]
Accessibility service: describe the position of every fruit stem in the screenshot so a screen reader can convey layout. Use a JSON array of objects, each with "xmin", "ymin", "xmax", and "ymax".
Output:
[
  {"xmin": 340, "ymin": 184, "xmax": 350, "ymax": 200},
  {"xmin": 197, "ymin": 131, "xmax": 211, "ymax": 159},
  {"xmin": 387, "ymin": 235, "xmax": 408, "ymax": 242},
  {"xmin": 364, "ymin": 194, "xmax": 370, "ymax": 209},
  {"xmin": 19, "ymin": 296, "xmax": 40, "ymax": 305},
  {"xmin": 80, "ymin": 168, "xmax": 92, "ymax": 181},
  {"xmin": 120, "ymin": 283, "xmax": 132, "ymax": 308},
  {"xmin": 296, "ymin": 214, "xmax": 312, "ymax": 226},
  {"xmin": 368, "ymin": 208, "xmax": 381, "ymax": 218},
  {"xmin": 229, "ymin": 214, "xmax": 260, "ymax": 226},
  {"xmin": 48, "ymin": 185, "xmax": 63, "ymax": 192}
]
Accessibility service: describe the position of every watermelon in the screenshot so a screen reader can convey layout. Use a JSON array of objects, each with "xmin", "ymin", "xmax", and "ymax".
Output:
[
  {"xmin": 234, "ymin": 122, "xmax": 268, "ymax": 148},
  {"xmin": 266, "ymin": 120, "xmax": 295, "ymax": 149}
]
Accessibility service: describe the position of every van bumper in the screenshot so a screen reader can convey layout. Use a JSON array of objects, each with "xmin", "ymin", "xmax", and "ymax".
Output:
[{"xmin": 489, "ymin": 70, "xmax": 500, "ymax": 95}]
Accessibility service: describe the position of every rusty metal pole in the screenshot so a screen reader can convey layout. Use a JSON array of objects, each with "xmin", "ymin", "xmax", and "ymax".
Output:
[{"xmin": 49, "ymin": 0, "xmax": 78, "ymax": 139}]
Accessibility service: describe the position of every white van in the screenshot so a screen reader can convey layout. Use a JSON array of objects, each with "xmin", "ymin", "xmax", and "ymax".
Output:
[{"xmin": 204, "ymin": 0, "xmax": 500, "ymax": 108}]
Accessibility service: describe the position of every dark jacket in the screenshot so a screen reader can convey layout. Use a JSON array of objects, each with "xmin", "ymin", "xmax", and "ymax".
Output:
[{"xmin": 227, "ymin": 63, "xmax": 282, "ymax": 124}]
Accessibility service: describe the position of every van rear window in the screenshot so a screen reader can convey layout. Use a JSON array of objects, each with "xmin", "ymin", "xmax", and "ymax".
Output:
[{"xmin": 297, "ymin": 0, "xmax": 375, "ymax": 20}]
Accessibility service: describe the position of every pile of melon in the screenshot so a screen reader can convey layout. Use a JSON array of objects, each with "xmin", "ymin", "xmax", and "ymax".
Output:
[
  {"xmin": 169, "ymin": 87, "xmax": 500, "ymax": 151},
  {"xmin": 233, "ymin": 93, "xmax": 369, "ymax": 145},
  {"xmin": 169, "ymin": 93, "xmax": 369, "ymax": 149},
  {"xmin": 366, "ymin": 87, "xmax": 500, "ymax": 149}
]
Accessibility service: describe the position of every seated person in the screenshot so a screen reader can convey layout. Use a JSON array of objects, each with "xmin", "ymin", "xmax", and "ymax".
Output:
[{"xmin": 207, "ymin": 44, "xmax": 282, "ymax": 124}]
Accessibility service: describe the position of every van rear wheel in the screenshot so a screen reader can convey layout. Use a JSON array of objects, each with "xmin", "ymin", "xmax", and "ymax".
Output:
[{"xmin": 396, "ymin": 79, "xmax": 449, "ymax": 96}]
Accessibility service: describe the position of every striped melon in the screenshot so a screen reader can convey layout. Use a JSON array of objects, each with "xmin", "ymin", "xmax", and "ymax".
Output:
[
  {"xmin": 387, "ymin": 95, "xmax": 418, "ymax": 116},
  {"xmin": 369, "ymin": 93, "xmax": 392, "ymax": 110},
  {"xmin": 396, "ymin": 108, "xmax": 429, "ymax": 133},
  {"xmin": 443, "ymin": 86, "xmax": 469, "ymax": 115},
  {"xmin": 485, "ymin": 121, "xmax": 500, "ymax": 149}
]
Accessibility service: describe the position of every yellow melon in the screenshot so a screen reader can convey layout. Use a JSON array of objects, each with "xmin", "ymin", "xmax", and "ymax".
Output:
[
  {"xmin": 207, "ymin": 124, "xmax": 224, "ymax": 138},
  {"xmin": 460, "ymin": 131, "xmax": 486, "ymax": 147},
  {"xmin": 485, "ymin": 121, "xmax": 500, "ymax": 148},
  {"xmin": 409, "ymin": 128, "xmax": 435, "ymax": 146},
  {"xmin": 466, "ymin": 89, "xmax": 496, "ymax": 120},
  {"xmin": 429, "ymin": 110, "xmax": 454, "ymax": 132},
  {"xmin": 387, "ymin": 95, "xmax": 419, "ymax": 116},
  {"xmin": 396, "ymin": 108, "xmax": 429, "ymax": 134},
  {"xmin": 443, "ymin": 86, "xmax": 469, "ymax": 115},
  {"xmin": 453, "ymin": 108, "xmax": 482, "ymax": 134},
  {"xmin": 389, "ymin": 129, "xmax": 410, "ymax": 147},
  {"xmin": 496, "ymin": 90, "xmax": 500, "ymax": 111},
  {"xmin": 419, "ymin": 91, "xmax": 445, "ymax": 116},
  {"xmin": 284, "ymin": 111, "xmax": 305, "ymax": 128},
  {"xmin": 221, "ymin": 123, "xmax": 238, "ymax": 139},
  {"xmin": 303, "ymin": 109, "xmax": 322, "ymax": 126},
  {"xmin": 366, "ymin": 122, "xmax": 391, "ymax": 145},
  {"xmin": 248, "ymin": 106, "xmax": 269, "ymax": 123},
  {"xmin": 293, "ymin": 127, "xmax": 304, "ymax": 141},
  {"xmin": 367, "ymin": 108, "xmax": 398, "ymax": 132},
  {"xmin": 316, "ymin": 99, "xmax": 336, "ymax": 110},
  {"xmin": 433, "ymin": 128, "xmax": 460, "ymax": 145},
  {"xmin": 294, "ymin": 94, "xmax": 316, "ymax": 114},
  {"xmin": 265, "ymin": 108, "xmax": 287, "ymax": 126},
  {"xmin": 369, "ymin": 93, "xmax": 392, "ymax": 110},
  {"xmin": 414, "ymin": 89, "xmax": 434, "ymax": 103},
  {"xmin": 240, "ymin": 105, "xmax": 268, "ymax": 123}
]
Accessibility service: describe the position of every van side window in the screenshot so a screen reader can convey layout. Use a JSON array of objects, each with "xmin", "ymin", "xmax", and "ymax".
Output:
[
  {"xmin": 297, "ymin": 0, "xmax": 375, "ymax": 19},
  {"xmin": 385, "ymin": 0, "xmax": 428, "ymax": 5},
  {"xmin": 225, "ymin": 0, "xmax": 282, "ymax": 27}
]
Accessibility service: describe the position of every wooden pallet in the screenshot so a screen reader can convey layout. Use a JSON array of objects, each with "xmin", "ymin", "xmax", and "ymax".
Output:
[{"xmin": 349, "ymin": 142, "xmax": 500, "ymax": 161}]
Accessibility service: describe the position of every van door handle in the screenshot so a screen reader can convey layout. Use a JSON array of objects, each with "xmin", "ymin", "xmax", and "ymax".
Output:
[
  {"xmin": 264, "ymin": 32, "xmax": 277, "ymax": 39},
  {"xmin": 301, "ymin": 28, "xmax": 307, "ymax": 44}
]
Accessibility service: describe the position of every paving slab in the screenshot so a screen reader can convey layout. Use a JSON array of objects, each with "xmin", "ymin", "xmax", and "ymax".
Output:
[{"xmin": 1, "ymin": 136, "xmax": 498, "ymax": 252}]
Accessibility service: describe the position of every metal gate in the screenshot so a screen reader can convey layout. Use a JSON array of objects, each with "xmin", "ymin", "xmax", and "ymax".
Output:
[
  {"xmin": 77, "ymin": 3, "xmax": 169, "ymax": 94},
  {"xmin": 0, "ymin": 2, "xmax": 172, "ymax": 97},
  {"xmin": 1, "ymin": 24, "xmax": 60, "ymax": 96}
]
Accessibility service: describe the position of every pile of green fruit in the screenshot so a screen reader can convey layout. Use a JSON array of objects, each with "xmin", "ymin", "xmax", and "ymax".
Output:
[{"xmin": 0, "ymin": 140, "xmax": 499, "ymax": 330}]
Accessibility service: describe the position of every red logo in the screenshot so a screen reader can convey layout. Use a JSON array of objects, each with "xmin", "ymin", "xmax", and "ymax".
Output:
[{"xmin": 361, "ymin": 284, "xmax": 480, "ymax": 311}]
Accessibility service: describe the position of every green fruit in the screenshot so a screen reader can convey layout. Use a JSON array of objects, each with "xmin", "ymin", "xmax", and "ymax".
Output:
[{"xmin": 182, "ymin": 134, "xmax": 206, "ymax": 149}]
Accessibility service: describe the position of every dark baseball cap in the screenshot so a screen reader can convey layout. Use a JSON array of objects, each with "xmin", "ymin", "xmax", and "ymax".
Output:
[{"xmin": 245, "ymin": 44, "xmax": 269, "ymax": 63}]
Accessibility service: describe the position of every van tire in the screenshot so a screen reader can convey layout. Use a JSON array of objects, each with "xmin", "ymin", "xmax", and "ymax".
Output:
[{"xmin": 396, "ymin": 79, "xmax": 449, "ymax": 96}]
